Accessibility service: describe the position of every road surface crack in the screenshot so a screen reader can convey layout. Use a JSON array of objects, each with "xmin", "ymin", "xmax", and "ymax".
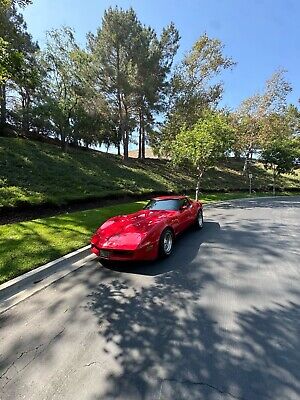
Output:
[
  {"xmin": 160, "ymin": 378, "xmax": 247, "ymax": 400},
  {"xmin": 84, "ymin": 361, "xmax": 102, "ymax": 367},
  {"xmin": 0, "ymin": 328, "xmax": 65, "ymax": 389}
]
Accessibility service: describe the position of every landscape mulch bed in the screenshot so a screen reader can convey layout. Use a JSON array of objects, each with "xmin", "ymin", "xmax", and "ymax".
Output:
[
  {"xmin": 0, "ymin": 191, "xmax": 179, "ymax": 225},
  {"xmin": 1, "ymin": 187, "xmax": 297, "ymax": 225}
]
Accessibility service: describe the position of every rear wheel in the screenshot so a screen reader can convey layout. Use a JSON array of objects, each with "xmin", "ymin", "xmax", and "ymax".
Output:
[
  {"xmin": 159, "ymin": 228, "xmax": 174, "ymax": 258},
  {"xmin": 195, "ymin": 209, "xmax": 204, "ymax": 229}
]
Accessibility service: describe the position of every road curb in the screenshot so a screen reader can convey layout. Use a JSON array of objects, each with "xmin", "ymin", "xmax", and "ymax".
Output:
[{"xmin": 0, "ymin": 245, "xmax": 96, "ymax": 314}]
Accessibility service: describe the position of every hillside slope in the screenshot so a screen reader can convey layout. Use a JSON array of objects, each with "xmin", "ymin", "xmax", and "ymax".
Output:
[{"xmin": 1, "ymin": 137, "xmax": 299, "ymax": 209}]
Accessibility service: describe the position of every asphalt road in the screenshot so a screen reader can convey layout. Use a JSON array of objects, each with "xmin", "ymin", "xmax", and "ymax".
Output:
[{"xmin": 1, "ymin": 197, "xmax": 300, "ymax": 400}]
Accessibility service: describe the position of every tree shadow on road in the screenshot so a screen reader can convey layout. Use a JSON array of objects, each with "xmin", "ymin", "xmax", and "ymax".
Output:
[
  {"xmin": 86, "ymin": 278, "xmax": 300, "ymax": 400},
  {"xmin": 1, "ymin": 199, "xmax": 300, "ymax": 400},
  {"xmin": 85, "ymin": 210, "xmax": 300, "ymax": 400}
]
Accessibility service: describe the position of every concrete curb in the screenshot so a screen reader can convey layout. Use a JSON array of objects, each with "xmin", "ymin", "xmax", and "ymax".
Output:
[{"xmin": 0, "ymin": 245, "xmax": 96, "ymax": 314}]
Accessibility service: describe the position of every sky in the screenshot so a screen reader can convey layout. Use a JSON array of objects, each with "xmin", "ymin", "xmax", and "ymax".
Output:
[{"xmin": 22, "ymin": 0, "xmax": 300, "ymax": 111}]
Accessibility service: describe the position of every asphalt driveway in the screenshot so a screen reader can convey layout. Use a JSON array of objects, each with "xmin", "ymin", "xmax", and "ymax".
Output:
[{"xmin": 1, "ymin": 197, "xmax": 300, "ymax": 400}]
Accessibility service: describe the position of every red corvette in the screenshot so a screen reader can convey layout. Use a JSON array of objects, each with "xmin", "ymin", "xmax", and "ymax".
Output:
[{"xmin": 90, "ymin": 195, "xmax": 203, "ymax": 265}]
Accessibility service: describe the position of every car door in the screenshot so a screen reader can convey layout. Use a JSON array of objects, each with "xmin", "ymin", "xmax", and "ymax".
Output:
[{"xmin": 177, "ymin": 198, "xmax": 193, "ymax": 232}]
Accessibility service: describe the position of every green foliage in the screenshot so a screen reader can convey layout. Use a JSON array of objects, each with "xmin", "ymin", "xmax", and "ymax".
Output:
[
  {"xmin": 167, "ymin": 110, "xmax": 235, "ymax": 199},
  {"xmin": 159, "ymin": 34, "xmax": 235, "ymax": 147},
  {"xmin": 1, "ymin": 137, "xmax": 300, "ymax": 210},
  {"xmin": 169, "ymin": 111, "xmax": 234, "ymax": 169},
  {"xmin": 0, "ymin": 201, "xmax": 145, "ymax": 284},
  {"xmin": 0, "ymin": 0, "xmax": 37, "ymax": 127},
  {"xmin": 35, "ymin": 27, "xmax": 106, "ymax": 149},
  {"xmin": 88, "ymin": 7, "xmax": 143, "ymax": 156},
  {"xmin": 88, "ymin": 7, "xmax": 179, "ymax": 158},
  {"xmin": 261, "ymin": 139, "xmax": 298, "ymax": 175},
  {"xmin": 285, "ymin": 104, "xmax": 300, "ymax": 137},
  {"xmin": 0, "ymin": 137, "xmax": 195, "ymax": 208},
  {"xmin": 261, "ymin": 138, "xmax": 299, "ymax": 194},
  {"xmin": 233, "ymin": 70, "xmax": 292, "ymax": 159},
  {"xmin": 0, "ymin": 37, "xmax": 23, "ymax": 83}
]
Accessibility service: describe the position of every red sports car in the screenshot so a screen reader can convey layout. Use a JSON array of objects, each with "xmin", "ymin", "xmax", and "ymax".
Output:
[{"xmin": 90, "ymin": 195, "xmax": 203, "ymax": 265}]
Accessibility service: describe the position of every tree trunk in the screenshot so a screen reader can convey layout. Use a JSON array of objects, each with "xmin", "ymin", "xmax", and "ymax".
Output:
[
  {"xmin": 0, "ymin": 83, "xmax": 7, "ymax": 129},
  {"xmin": 243, "ymin": 145, "xmax": 253, "ymax": 174},
  {"xmin": 123, "ymin": 131, "xmax": 129, "ymax": 160},
  {"xmin": 195, "ymin": 169, "xmax": 203, "ymax": 201},
  {"xmin": 273, "ymin": 167, "xmax": 276, "ymax": 196},
  {"xmin": 138, "ymin": 109, "xmax": 142, "ymax": 159},
  {"xmin": 123, "ymin": 101, "xmax": 129, "ymax": 161},
  {"xmin": 141, "ymin": 118, "xmax": 145, "ymax": 160},
  {"xmin": 61, "ymin": 132, "xmax": 68, "ymax": 152},
  {"xmin": 21, "ymin": 90, "xmax": 30, "ymax": 135},
  {"xmin": 234, "ymin": 150, "xmax": 241, "ymax": 160},
  {"xmin": 116, "ymin": 48, "xmax": 126, "ymax": 160},
  {"xmin": 243, "ymin": 152, "xmax": 249, "ymax": 173}
]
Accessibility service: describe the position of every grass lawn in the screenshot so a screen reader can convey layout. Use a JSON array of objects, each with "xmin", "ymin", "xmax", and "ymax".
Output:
[
  {"xmin": 1, "ymin": 137, "xmax": 300, "ymax": 209},
  {"xmin": 0, "ymin": 201, "xmax": 146, "ymax": 285},
  {"xmin": 1, "ymin": 191, "xmax": 300, "ymax": 285}
]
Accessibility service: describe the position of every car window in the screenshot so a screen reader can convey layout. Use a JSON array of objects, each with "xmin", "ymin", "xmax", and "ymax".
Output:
[
  {"xmin": 183, "ymin": 198, "xmax": 190, "ymax": 207},
  {"xmin": 144, "ymin": 199, "xmax": 181, "ymax": 211}
]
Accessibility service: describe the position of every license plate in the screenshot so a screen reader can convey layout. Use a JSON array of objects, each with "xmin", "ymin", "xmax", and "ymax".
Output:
[{"xmin": 100, "ymin": 249, "xmax": 110, "ymax": 259}]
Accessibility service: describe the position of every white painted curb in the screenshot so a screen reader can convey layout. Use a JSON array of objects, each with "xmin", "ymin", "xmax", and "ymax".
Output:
[
  {"xmin": 0, "ymin": 245, "xmax": 90, "ymax": 292},
  {"xmin": 0, "ymin": 245, "xmax": 97, "ymax": 314}
]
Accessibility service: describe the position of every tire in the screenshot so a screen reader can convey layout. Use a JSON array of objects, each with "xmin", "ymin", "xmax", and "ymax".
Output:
[
  {"xmin": 159, "ymin": 228, "xmax": 174, "ymax": 258},
  {"xmin": 195, "ymin": 209, "xmax": 204, "ymax": 230}
]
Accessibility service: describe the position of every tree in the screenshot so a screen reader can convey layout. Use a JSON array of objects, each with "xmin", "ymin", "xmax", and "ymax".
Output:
[
  {"xmin": 37, "ymin": 27, "xmax": 87, "ymax": 150},
  {"xmin": 89, "ymin": 8, "xmax": 180, "ymax": 159},
  {"xmin": 285, "ymin": 103, "xmax": 300, "ymax": 138},
  {"xmin": 168, "ymin": 110, "xmax": 234, "ymax": 200},
  {"xmin": 12, "ymin": 51, "xmax": 41, "ymax": 134},
  {"xmin": 133, "ymin": 23, "xmax": 179, "ymax": 159},
  {"xmin": 261, "ymin": 138, "xmax": 299, "ymax": 195},
  {"xmin": 89, "ymin": 7, "xmax": 143, "ymax": 159},
  {"xmin": 234, "ymin": 69, "xmax": 292, "ymax": 171},
  {"xmin": 0, "ymin": 0, "xmax": 36, "ymax": 129},
  {"xmin": 160, "ymin": 33, "xmax": 235, "ymax": 149}
]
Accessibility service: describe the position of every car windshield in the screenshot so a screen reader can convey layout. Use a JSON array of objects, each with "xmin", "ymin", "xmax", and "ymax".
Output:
[{"xmin": 144, "ymin": 199, "xmax": 181, "ymax": 211}]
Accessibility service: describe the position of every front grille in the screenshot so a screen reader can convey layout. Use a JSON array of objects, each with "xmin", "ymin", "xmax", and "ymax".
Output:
[{"xmin": 111, "ymin": 250, "xmax": 134, "ymax": 258}]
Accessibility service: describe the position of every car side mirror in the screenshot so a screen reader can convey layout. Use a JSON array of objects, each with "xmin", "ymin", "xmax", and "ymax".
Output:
[{"xmin": 180, "ymin": 205, "xmax": 188, "ymax": 211}]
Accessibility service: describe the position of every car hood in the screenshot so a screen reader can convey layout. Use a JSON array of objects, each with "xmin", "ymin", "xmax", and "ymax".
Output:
[{"xmin": 91, "ymin": 209, "xmax": 175, "ymax": 250}]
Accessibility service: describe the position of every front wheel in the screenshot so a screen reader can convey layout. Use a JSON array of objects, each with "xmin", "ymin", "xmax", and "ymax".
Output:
[
  {"xmin": 159, "ymin": 228, "xmax": 174, "ymax": 258},
  {"xmin": 195, "ymin": 209, "xmax": 204, "ymax": 229}
]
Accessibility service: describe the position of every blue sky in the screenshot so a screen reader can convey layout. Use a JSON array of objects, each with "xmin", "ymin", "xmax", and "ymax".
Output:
[{"xmin": 23, "ymin": 0, "xmax": 300, "ymax": 110}]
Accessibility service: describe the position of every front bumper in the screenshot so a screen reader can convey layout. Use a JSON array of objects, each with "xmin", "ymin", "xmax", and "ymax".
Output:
[{"xmin": 90, "ymin": 242, "xmax": 158, "ymax": 261}]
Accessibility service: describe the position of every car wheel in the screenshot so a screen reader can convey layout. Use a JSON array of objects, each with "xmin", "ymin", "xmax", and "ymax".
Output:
[
  {"xmin": 195, "ymin": 209, "xmax": 204, "ymax": 229},
  {"xmin": 159, "ymin": 228, "xmax": 174, "ymax": 258}
]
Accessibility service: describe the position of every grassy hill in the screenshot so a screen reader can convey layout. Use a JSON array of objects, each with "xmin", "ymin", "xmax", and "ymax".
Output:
[{"xmin": 1, "ymin": 137, "xmax": 300, "ymax": 210}]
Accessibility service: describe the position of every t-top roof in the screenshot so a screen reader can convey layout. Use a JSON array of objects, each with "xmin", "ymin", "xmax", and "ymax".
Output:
[{"xmin": 151, "ymin": 195, "xmax": 187, "ymax": 201}]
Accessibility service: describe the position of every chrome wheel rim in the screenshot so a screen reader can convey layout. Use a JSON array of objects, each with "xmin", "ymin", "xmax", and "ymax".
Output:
[
  {"xmin": 163, "ymin": 231, "xmax": 173, "ymax": 254},
  {"xmin": 198, "ymin": 211, "xmax": 203, "ymax": 227}
]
